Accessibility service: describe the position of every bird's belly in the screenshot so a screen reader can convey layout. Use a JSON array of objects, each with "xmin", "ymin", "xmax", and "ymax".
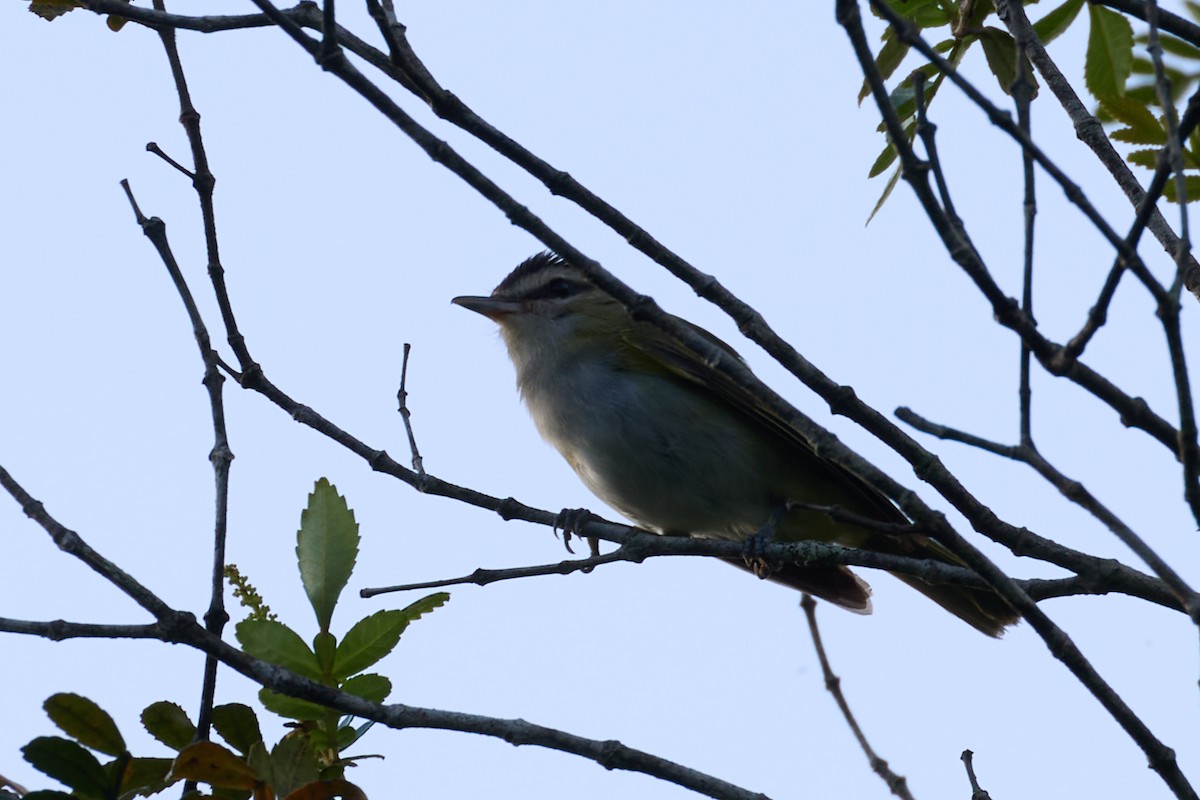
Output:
[{"xmin": 527, "ymin": 369, "xmax": 779, "ymax": 539}]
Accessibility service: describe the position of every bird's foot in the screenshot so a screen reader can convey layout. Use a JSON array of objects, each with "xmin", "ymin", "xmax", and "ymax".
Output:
[
  {"xmin": 554, "ymin": 507, "xmax": 600, "ymax": 559},
  {"xmin": 743, "ymin": 505, "xmax": 789, "ymax": 578}
]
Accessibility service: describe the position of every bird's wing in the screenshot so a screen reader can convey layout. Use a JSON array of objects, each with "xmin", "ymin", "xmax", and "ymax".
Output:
[{"xmin": 625, "ymin": 314, "xmax": 907, "ymax": 525}]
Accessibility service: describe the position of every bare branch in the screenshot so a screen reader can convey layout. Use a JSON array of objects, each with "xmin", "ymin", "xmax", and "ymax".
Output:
[
  {"xmin": 801, "ymin": 595, "xmax": 914, "ymax": 800},
  {"xmin": 396, "ymin": 343, "xmax": 425, "ymax": 478},
  {"xmin": 896, "ymin": 407, "xmax": 1200, "ymax": 622}
]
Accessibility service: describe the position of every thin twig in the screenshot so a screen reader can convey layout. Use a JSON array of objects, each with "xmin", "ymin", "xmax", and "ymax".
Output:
[
  {"xmin": 1013, "ymin": 30, "xmax": 1037, "ymax": 448},
  {"xmin": 960, "ymin": 750, "xmax": 992, "ymax": 800},
  {"xmin": 362, "ymin": 548, "xmax": 630, "ymax": 597},
  {"xmin": 896, "ymin": 407, "xmax": 1200, "ymax": 622},
  {"xmin": 0, "ymin": 618, "xmax": 166, "ymax": 641},
  {"xmin": 145, "ymin": 141, "xmax": 194, "ymax": 179},
  {"xmin": 147, "ymin": 0, "xmax": 237, "ymax": 748},
  {"xmin": 800, "ymin": 595, "xmax": 914, "ymax": 800},
  {"xmin": 396, "ymin": 342, "xmax": 425, "ymax": 478}
]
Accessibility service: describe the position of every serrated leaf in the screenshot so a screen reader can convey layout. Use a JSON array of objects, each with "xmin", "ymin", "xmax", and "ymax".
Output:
[
  {"xmin": 270, "ymin": 735, "xmax": 320, "ymax": 799},
  {"xmin": 141, "ymin": 702, "xmax": 197, "ymax": 751},
  {"xmin": 20, "ymin": 792, "xmax": 76, "ymax": 799},
  {"xmin": 339, "ymin": 674, "xmax": 391, "ymax": 704},
  {"xmin": 1163, "ymin": 175, "xmax": 1200, "ymax": 203},
  {"xmin": 1086, "ymin": 4, "xmax": 1134, "ymax": 99},
  {"xmin": 22, "ymin": 737, "xmax": 110, "ymax": 796},
  {"xmin": 211, "ymin": 705, "xmax": 263, "ymax": 756},
  {"xmin": 282, "ymin": 779, "xmax": 368, "ymax": 800},
  {"xmin": 332, "ymin": 611, "xmax": 408, "ymax": 679},
  {"xmin": 170, "ymin": 742, "xmax": 258, "ymax": 790},
  {"xmin": 1111, "ymin": 126, "xmax": 1166, "ymax": 145},
  {"xmin": 28, "ymin": 1, "xmax": 83, "ymax": 21},
  {"xmin": 398, "ymin": 591, "xmax": 450, "ymax": 625},
  {"xmin": 44, "ymin": 694, "xmax": 126, "ymax": 757},
  {"xmin": 1099, "ymin": 95, "xmax": 1166, "ymax": 144},
  {"xmin": 258, "ymin": 690, "xmax": 329, "ymax": 722},
  {"xmin": 297, "ymin": 478, "xmax": 360, "ymax": 631},
  {"xmin": 1032, "ymin": 0, "xmax": 1084, "ymax": 46},
  {"xmin": 118, "ymin": 756, "xmax": 174, "ymax": 796},
  {"xmin": 236, "ymin": 619, "xmax": 322, "ymax": 681}
]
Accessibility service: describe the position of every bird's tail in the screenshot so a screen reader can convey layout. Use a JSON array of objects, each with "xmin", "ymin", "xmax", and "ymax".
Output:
[{"xmin": 869, "ymin": 533, "xmax": 1020, "ymax": 637}]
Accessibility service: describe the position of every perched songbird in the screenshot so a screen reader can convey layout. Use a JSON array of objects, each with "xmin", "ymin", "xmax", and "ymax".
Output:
[{"xmin": 453, "ymin": 252, "xmax": 1018, "ymax": 636}]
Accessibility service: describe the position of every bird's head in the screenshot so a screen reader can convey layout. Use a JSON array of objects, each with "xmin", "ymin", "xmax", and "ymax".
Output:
[{"xmin": 452, "ymin": 252, "xmax": 629, "ymax": 374}]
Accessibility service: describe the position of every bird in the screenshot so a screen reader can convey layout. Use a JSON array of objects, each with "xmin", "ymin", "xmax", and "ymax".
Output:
[{"xmin": 452, "ymin": 252, "xmax": 1019, "ymax": 636}]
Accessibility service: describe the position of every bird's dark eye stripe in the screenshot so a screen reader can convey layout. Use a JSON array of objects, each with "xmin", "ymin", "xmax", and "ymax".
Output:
[{"xmin": 526, "ymin": 277, "xmax": 586, "ymax": 301}]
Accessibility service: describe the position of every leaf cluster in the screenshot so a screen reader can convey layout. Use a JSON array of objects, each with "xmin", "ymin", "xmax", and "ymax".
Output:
[
  {"xmin": 861, "ymin": 0, "xmax": 1200, "ymax": 212},
  {"xmin": 19, "ymin": 480, "xmax": 448, "ymax": 800}
]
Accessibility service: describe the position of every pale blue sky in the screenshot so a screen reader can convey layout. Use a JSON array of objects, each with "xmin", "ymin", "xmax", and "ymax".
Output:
[{"xmin": 2, "ymin": 3, "xmax": 1197, "ymax": 798}]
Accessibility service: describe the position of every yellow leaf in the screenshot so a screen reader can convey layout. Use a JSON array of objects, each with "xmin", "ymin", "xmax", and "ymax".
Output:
[{"xmin": 169, "ymin": 741, "xmax": 261, "ymax": 790}]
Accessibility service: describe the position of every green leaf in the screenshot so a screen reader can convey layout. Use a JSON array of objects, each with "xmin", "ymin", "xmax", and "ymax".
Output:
[
  {"xmin": 1163, "ymin": 175, "xmax": 1200, "ymax": 203},
  {"xmin": 314, "ymin": 631, "xmax": 337, "ymax": 675},
  {"xmin": 332, "ymin": 610, "xmax": 408, "ymax": 679},
  {"xmin": 169, "ymin": 742, "xmax": 258, "ymax": 791},
  {"xmin": 874, "ymin": 63, "xmax": 949, "ymax": 134},
  {"xmin": 20, "ymin": 792, "xmax": 75, "ymax": 799},
  {"xmin": 1156, "ymin": 33, "xmax": 1200, "ymax": 62},
  {"xmin": 269, "ymin": 735, "xmax": 320, "ymax": 799},
  {"xmin": 397, "ymin": 591, "xmax": 450, "ymax": 625},
  {"xmin": 22, "ymin": 736, "xmax": 110, "ymax": 797},
  {"xmin": 859, "ymin": 30, "xmax": 911, "ymax": 104},
  {"xmin": 118, "ymin": 756, "xmax": 174, "ymax": 797},
  {"xmin": 339, "ymin": 674, "xmax": 392, "ymax": 704},
  {"xmin": 141, "ymin": 701, "xmax": 197, "ymax": 751},
  {"xmin": 867, "ymin": 166, "xmax": 904, "ymax": 225},
  {"xmin": 258, "ymin": 690, "xmax": 329, "ymax": 722},
  {"xmin": 977, "ymin": 27, "xmax": 1038, "ymax": 97},
  {"xmin": 1099, "ymin": 95, "xmax": 1165, "ymax": 144},
  {"xmin": 297, "ymin": 478, "xmax": 360, "ymax": 631},
  {"xmin": 27, "ymin": 1, "xmax": 83, "ymax": 21},
  {"xmin": 1032, "ymin": 0, "xmax": 1085, "ymax": 46},
  {"xmin": 335, "ymin": 720, "xmax": 374, "ymax": 751},
  {"xmin": 44, "ymin": 694, "xmax": 126, "ymax": 757},
  {"xmin": 875, "ymin": 0, "xmax": 951, "ymax": 28},
  {"xmin": 868, "ymin": 120, "xmax": 917, "ymax": 178},
  {"xmin": 1086, "ymin": 4, "xmax": 1134, "ymax": 99},
  {"xmin": 246, "ymin": 741, "xmax": 274, "ymax": 791},
  {"xmin": 211, "ymin": 704, "xmax": 263, "ymax": 756},
  {"xmin": 236, "ymin": 619, "xmax": 322, "ymax": 682}
]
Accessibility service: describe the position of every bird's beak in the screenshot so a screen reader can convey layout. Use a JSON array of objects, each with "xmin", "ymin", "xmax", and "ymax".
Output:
[{"xmin": 451, "ymin": 295, "xmax": 522, "ymax": 321}]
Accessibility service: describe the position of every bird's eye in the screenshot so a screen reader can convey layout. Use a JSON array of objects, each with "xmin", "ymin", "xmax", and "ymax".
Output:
[{"xmin": 530, "ymin": 277, "xmax": 582, "ymax": 301}]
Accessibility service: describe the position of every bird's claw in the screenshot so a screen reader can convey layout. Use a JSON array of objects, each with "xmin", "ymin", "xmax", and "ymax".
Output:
[
  {"xmin": 554, "ymin": 507, "xmax": 598, "ymax": 555},
  {"xmin": 743, "ymin": 506, "xmax": 786, "ymax": 578}
]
